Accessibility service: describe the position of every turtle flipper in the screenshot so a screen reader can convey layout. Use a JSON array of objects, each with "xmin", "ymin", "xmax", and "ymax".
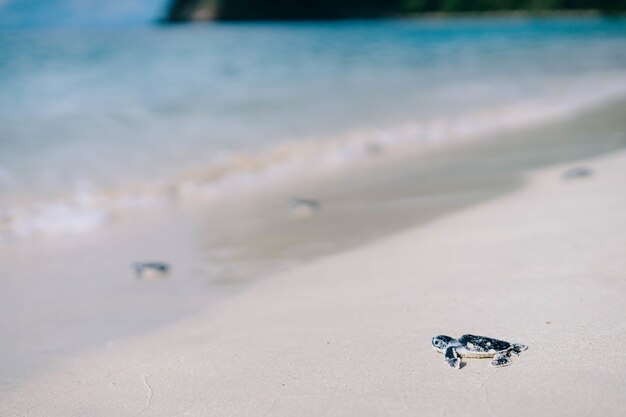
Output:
[
  {"xmin": 490, "ymin": 353, "xmax": 512, "ymax": 367},
  {"xmin": 444, "ymin": 346, "xmax": 461, "ymax": 369},
  {"xmin": 511, "ymin": 344, "xmax": 527, "ymax": 356}
]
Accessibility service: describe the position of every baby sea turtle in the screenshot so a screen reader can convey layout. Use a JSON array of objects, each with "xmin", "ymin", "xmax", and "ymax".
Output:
[
  {"xmin": 289, "ymin": 197, "xmax": 322, "ymax": 217},
  {"xmin": 432, "ymin": 334, "xmax": 527, "ymax": 369},
  {"xmin": 562, "ymin": 166, "xmax": 593, "ymax": 180},
  {"xmin": 132, "ymin": 262, "xmax": 171, "ymax": 280}
]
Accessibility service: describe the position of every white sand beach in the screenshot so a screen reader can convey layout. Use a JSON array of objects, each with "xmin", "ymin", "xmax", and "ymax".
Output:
[{"xmin": 3, "ymin": 145, "xmax": 625, "ymax": 416}]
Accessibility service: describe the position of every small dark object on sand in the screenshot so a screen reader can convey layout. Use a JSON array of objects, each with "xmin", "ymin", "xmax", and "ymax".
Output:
[
  {"xmin": 432, "ymin": 334, "xmax": 527, "ymax": 369},
  {"xmin": 562, "ymin": 166, "xmax": 593, "ymax": 180},
  {"xmin": 133, "ymin": 262, "xmax": 171, "ymax": 280},
  {"xmin": 289, "ymin": 197, "xmax": 322, "ymax": 217}
]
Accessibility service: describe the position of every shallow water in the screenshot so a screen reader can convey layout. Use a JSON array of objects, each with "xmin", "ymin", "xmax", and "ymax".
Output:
[{"xmin": 2, "ymin": 17, "xmax": 626, "ymax": 239}]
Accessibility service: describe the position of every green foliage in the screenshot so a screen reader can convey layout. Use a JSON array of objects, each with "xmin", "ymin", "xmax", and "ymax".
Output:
[
  {"xmin": 399, "ymin": 0, "xmax": 626, "ymax": 12},
  {"xmin": 167, "ymin": 0, "xmax": 626, "ymax": 22}
]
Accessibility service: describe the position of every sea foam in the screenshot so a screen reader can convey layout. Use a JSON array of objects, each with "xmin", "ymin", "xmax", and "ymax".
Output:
[{"xmin": 2, "ymin": 73, "xmax": 626, "ymax": 242}]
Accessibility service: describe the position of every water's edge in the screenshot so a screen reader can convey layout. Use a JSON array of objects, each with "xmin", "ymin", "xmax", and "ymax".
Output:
[{"xmin": 1, "ymin": 98, "xmax": 624, "ymax": 390}]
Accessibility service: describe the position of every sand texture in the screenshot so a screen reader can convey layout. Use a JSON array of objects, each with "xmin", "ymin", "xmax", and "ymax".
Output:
[{"xmin": 3, "ymin": 150, "xmax": 626, "ymax": 417}]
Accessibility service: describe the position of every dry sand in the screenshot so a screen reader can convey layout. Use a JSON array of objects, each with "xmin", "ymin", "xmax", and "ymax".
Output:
[{"xmin": 3, "ymin": 148, "xmax": 626, "ymax": 417}]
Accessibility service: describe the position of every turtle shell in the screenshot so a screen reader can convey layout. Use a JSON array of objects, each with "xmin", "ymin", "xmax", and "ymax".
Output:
[{"xmin": 459, "ymin": 334, "xmax": 511, "ymax": 357}]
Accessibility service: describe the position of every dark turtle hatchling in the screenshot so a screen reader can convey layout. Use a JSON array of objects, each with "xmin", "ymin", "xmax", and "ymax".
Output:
[
  {"xmin": 132, "ymin": 262, "xmax": 170, "ymax": 280},
  {"xmin": 432, "ymin": 334, "xmax": 527, "ymax": 369}
]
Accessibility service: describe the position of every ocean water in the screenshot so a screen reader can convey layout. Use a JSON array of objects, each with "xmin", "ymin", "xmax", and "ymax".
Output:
[{"xmin": 2, "ymin": 17, "xmax": 626, "ymax": 240}]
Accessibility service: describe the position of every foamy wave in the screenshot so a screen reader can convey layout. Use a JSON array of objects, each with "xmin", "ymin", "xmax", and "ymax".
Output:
[
  {"xmin": 3, "ymin": 203, "xmax": 109, "ymax": 237},
  {"xmin": 3, "ymin": 74, "xmax": 626, "ymax": 242}
]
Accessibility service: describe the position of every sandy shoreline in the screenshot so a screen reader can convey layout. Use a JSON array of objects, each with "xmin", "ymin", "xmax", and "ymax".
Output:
[
  {"xmin": 3, "ymin": 143, "xmax": 626, "ymax": 415},
  {"xmin": 2, "ymin": 99, "xmax": 625, "ymax": 393}
]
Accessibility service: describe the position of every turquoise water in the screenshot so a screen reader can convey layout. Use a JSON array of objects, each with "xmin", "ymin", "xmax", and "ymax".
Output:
[
  {"xmin": 0, "ymin": 0, "xmax": 163, "ymax": 28},
  {"xmin": 1, "ymin": 17, "xmax": 626, "ymax": 238}
]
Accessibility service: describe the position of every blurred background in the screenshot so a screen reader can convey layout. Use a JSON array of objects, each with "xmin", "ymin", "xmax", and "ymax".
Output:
[
  {"xmin": 1, "ymin": 0, "xmax": 625, "ymax": 241},
  {"xmin": 167, "ymin": 0, "xmax": 626, "ymax": 21},
  {"xmin": 1, "ymin": 0, "xmax": 626, "ymax": 390}
]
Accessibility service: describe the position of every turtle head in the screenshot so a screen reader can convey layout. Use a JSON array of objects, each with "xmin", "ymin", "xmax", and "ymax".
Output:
[{"xmin": 432, "ymin": 335, "xmax": 453, "ymax": 352}]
